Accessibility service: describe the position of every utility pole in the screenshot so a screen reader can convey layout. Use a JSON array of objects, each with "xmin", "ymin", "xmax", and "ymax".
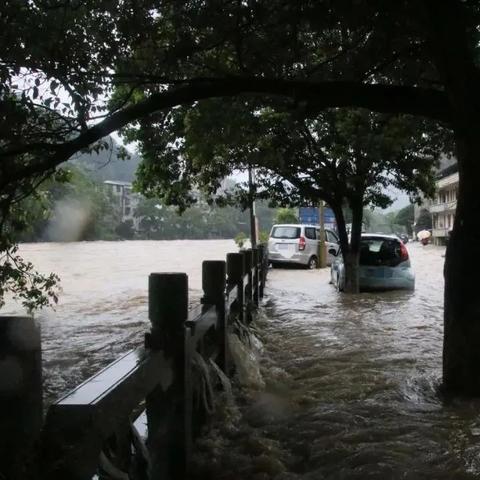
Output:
[
  {"xmin": 248, "ymin": 166, "xmax": 257, "ymax": 248},
  {"xmin": 318, "ymin": 200, "xmax": 327, "ymax": 268}
]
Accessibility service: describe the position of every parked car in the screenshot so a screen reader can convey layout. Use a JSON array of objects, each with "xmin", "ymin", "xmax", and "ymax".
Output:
[
  {"xmin": 268, "ymin": 224, "xmax": 340, "ymax": 269},
  {"xmin": 330, "ymin": 234, "xmax": 415, "ymax": 291}
]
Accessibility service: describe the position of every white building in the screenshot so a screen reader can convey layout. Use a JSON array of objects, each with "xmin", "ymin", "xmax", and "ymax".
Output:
[
  {"xmin": 431, "ymin": 165, "xmax": 458, "ymax": 246},
  {"xmin": 104, "ymin": 180, "xmax": 140, "ymax": 228}
]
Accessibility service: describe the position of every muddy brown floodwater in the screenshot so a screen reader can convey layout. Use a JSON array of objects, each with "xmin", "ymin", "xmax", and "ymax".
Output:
[
  {"xmin": 218, "ymin": 242, "xmax": 480, "ymax": 479},
  {"xmin": 3, "ymin": 240, "xmax": 480, "ymax": 478},
  {"xmin": 2, "ymin": 239, "xmax": 238, "ymax": 403}
]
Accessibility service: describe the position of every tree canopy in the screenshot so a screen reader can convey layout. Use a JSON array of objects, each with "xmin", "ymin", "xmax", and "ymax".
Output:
[
  {"xmin": 129, "ymin": 98, "xmax": 442, "ymax": 291},
  {"xmin": 1, "ymin": 0, "xmax": 463, "ymax": 215},
  {"xmin": 2, "ymin": 0, "xmax": 480, "ymax": 393}
]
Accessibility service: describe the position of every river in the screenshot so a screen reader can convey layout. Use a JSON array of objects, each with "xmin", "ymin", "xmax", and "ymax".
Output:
[
  {"xmin": 2, "ymin": 239, "xmax": 237, "ymax": 403},
  {"xmin": 4, "ymin": 239, "xmax": 480, "ymax": 478}
]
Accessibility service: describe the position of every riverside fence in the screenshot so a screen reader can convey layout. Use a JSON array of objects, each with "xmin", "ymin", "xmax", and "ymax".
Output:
[{"xmin": 0, "ymin": 246, "xmax": 268, "ymax": 480}]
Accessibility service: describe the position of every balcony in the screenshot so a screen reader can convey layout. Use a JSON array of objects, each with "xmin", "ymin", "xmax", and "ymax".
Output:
[
  {"xmin": 437, "ymin": 172, "xmax": 459, "ymax": 189},
  {"xmin": 432, "ymin": 228, "xmax": 449, "ymax": 238},
  {"xmin": 430, "ymin": 201, "xmax": 457, "ymax": 213}
]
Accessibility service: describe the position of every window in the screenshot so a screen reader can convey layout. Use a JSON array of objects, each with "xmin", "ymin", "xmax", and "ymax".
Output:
[
  {"xmin": 116, "ymin": 185, "xmax": 121, "ymax": 193},
  {"xmin": 359, "ymin": 237, "xmax": 403, "ymax": 267},
  {"xmin": 271, "ymin": 226, "xmax": 301, "ymax": 239},
  {"xmin": 125, "ymin": 207, "xmax": 131, "ymax": 215},
  {"xmin": 305, "ymin": 227, "xmax": 316, "ymax": 239},
  {"xmin": 327, "ymin": 230, "xmax": 339, "ymax": 243}
]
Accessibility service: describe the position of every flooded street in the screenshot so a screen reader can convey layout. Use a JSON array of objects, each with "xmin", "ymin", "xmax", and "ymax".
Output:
[
  {"xmin": 222, "ymin": 242, "xmax": 480, "ymax": 479},
  {"xmin": 4, "ymin": 239, "xmax": 480, "ymax": 478}
]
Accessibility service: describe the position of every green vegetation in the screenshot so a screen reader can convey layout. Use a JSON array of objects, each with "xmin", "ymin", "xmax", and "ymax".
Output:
[
  {"xmin": 415, "ymin": 208, "xmax": 433, "ymax": 234},
  {"xmin": 0, "ymin": 243, "xmax": 60, "ymax": 312},
  {"xmin": 392, "ymin": 205, "xmax": 415, "ymax": 236},
  {"xmin": 274, "ymin": 208, "xmax": 298, "ymax": 225},
  {"xmin": 12, "ymin": 167, "xmax": 121, "ymax": 242},
  {"xmin": 8, "ymin": 169, "xmax": 276, "ymax": 243},
  {"xmin": 131, "ymin": 103, "xmax": 440, "ymax": 293},
  {"xmin": 234, "ymin": 232, "xmax": 248, "ymax": 249},
  {"xmin": 134, "ymin": 196, "xmax": 274, "ymax": 240}
]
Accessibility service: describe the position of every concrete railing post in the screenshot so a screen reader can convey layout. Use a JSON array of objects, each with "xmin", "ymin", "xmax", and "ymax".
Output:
[
  {"xmin": 227, "ymin": 253, "xmax": 245, "ymax": 323},
  {"xmin": 146, "ymin": 273, "xmax": 188, "ymax": 480},
  {"xmin": 257, "ymin": 245, "xmax": 266, "ymax": 298},
  {"xmin": 251, "ymin": 247, "xmax": 259, "ymax": 306},
  {"xmin": 242, "ymin": 249, "xmax": 253, "ymax": 323},
  {"xmin": 202, "ymin": 261, "xmax": 227, "ymax": 372},
  {"xmin": 0, "ymin": 316, "xmax": 42, "ymax": 480}
]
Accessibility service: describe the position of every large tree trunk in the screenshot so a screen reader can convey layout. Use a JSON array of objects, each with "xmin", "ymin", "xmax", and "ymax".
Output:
[
  {"xmin": 343, "ymin": 201, "xmax": 363, "ymax": 293},
  {"xmin": 343, "ymin": 250, "xmax": 360, "ymax": 293},
  {"xmin": 423, "ymin": 0, "xmax": 480, "ymax": 394},
  {"xmin": 443, "ymin": 128, "xmax": 480, "ymax": 395},
  {"xmin": 331, "ymin": 201, "xmax": 363, "ymax": 293}
]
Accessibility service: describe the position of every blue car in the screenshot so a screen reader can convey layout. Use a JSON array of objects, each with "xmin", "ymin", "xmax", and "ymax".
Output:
[{"xmin": 330, "ymin": 234, "xmax": 415, "ymax": 291}]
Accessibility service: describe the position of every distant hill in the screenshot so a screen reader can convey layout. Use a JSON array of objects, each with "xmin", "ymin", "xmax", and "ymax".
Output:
[{"xmin": 67, "ymin": 137, "xmax": 141, "ymax": 182}]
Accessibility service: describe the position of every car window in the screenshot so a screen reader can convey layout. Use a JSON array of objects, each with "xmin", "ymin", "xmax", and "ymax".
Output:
[
  {"xmin": 305, "ymin": 227, "xmax": 316, "ymax": 239},
  {"xmin": 326, "ymin": 230, "xmax": 339, "ymax": 243},
  {"xmin": 359, "ymin": 238, "xmax": 403, "ymax": 267},
  {"xmin": 271, "ymin": 226, "xmax": 301, "ymax": 239}
]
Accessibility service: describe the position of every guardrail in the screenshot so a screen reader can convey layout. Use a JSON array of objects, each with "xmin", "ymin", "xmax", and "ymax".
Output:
[{"xmin": 0, "ymin": 246, "xmax": 268, "ymax": 480}]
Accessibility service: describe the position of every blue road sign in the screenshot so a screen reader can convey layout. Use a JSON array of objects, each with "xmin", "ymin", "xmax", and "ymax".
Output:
[{"xmin": 299, "ymin": 206, "xmax": 336, "ymax": 227}]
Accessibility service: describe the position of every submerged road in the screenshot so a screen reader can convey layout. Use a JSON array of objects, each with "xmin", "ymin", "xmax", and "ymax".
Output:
[{"xmin": 195, "ymin": 243, "xmax": 480, "ymax": 479}]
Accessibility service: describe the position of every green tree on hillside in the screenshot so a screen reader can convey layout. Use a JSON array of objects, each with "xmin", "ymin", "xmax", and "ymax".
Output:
[
  {"xmin": 13, "ymin": 168, "xmax": 121, "ymax": 242},
  {"xmin": 415, "ymin": 208, "xmax": 433, "ymax": 234},
  {"xmin": 134, "ymin": 195, "xmax": 274, "ymax": 240},
  {"xmin": 394, "ymin": 205, "xmax": 415, "ymax": 236}
]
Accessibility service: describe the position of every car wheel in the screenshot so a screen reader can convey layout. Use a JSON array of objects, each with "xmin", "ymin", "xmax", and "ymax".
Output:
[{"xmin": 307, "ymin": 256, "xmax": 318, "ymax": 269}]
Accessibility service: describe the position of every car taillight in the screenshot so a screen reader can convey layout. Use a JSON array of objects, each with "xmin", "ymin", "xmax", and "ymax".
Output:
[
  {"xmin": 299, "ymin": 236, "xmax": 306, "ymax": 251},
  {"xmin": 400, "ymin": 242, "xmax": 409, "ymax": 261}
]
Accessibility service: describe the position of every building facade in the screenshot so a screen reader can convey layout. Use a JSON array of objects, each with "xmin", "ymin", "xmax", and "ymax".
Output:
[
  {"xmin": 103, "ymin": 180, "xmax": 140, "ymax": 228},
  {"xmin": 431, "ymin": 166, "xmax": 458, "ymax": 246}
]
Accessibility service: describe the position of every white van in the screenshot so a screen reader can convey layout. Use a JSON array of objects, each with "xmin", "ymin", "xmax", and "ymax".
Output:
[{"xmin": 268, "ymin": 224, "xmax": 340, "ymax": 268}]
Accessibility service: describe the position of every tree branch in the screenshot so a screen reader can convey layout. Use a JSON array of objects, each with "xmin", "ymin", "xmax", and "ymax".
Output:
[{"xmin": 0, "ymin": 77, "xmax": 451, "ymax": 190}]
